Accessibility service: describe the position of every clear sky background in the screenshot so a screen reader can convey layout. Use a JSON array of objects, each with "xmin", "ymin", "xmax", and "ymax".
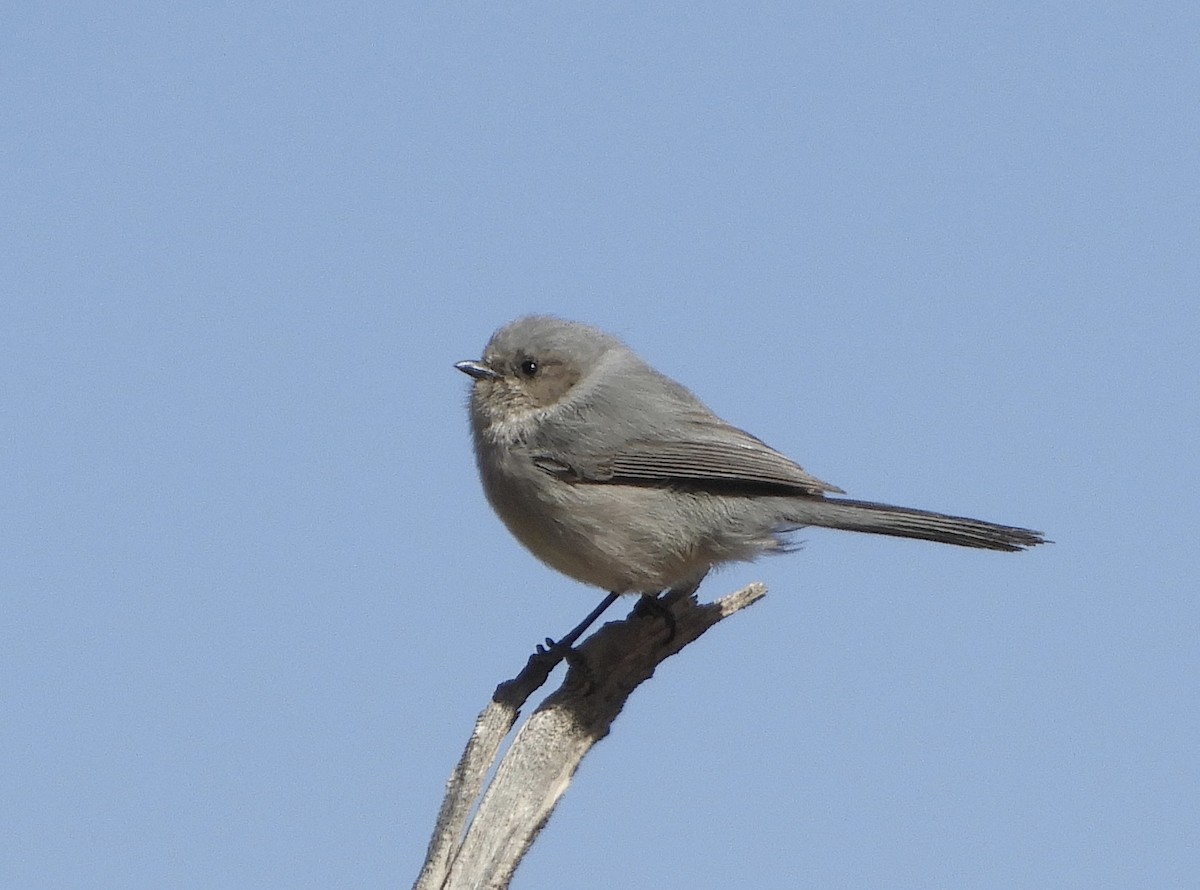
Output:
[{"xmin": 4, "ymin": 3, "xmax": 1197, "ymax": 888}]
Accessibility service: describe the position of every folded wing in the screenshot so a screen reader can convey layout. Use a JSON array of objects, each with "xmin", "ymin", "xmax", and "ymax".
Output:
[{"xmin": 535, "ymin": 422, "xmax": 843, "ymax": 496}]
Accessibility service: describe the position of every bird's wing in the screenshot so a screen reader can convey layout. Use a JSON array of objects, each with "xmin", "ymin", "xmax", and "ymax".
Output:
[{"xmin": 534, "ymin": 420, "xmax": 844, "ymax": 496}]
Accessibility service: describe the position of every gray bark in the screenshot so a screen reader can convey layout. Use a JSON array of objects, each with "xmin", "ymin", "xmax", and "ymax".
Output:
[{"xmin": 413, "ymin": 583, "xmax": 767, "ymax": 890}]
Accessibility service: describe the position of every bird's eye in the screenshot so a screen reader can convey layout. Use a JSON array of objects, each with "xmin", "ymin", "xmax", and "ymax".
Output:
[{"xmin": 519, "ymin": 359, "xmax": 539, "ymax": 377}]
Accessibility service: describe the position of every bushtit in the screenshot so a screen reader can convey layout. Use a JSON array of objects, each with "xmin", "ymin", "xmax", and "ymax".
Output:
[{"xmin": 456, "ymin": 316, "xmax": 1044, "ymax": 624}]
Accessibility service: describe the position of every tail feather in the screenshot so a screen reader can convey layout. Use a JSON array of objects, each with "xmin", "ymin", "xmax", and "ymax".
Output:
[{"xmin": 794, "ymin": 497, "xmax": 1047, "ymax": 552}]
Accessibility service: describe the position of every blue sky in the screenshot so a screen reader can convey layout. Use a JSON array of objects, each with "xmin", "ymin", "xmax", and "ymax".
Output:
[{"xmin": 3, "ymin": 3, "xmax": 1197, "ymax": 887}]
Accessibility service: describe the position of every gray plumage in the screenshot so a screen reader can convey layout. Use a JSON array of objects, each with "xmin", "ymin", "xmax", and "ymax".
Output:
[{"xmin": 456, "ymin": 316, "xmax": 1045, "ymax": 596}]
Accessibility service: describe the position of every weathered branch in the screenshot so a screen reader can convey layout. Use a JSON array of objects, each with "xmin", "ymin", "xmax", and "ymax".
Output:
[{"xmin": 413, "ymin": 583, "xmax": 767, "ymax": 890}]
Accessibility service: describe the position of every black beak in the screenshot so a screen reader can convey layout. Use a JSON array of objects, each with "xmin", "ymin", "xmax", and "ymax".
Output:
[{"xmin": 455, "ymin": 360, "xmax": 501, "ymax": 381}]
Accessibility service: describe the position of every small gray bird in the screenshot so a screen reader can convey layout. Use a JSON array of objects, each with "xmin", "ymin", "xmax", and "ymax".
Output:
[{"xmin": 456, "ymin": 316, "xmax": 1044, "ymax": 630}]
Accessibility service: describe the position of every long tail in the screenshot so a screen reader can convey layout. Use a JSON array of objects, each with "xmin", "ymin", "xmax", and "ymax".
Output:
[{"xmin": 793, "ymin": 497, "xmax": 1047, "ymax": 552}]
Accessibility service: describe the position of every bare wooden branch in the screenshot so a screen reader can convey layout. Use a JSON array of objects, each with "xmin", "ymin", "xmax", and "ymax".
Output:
[{"xmin": 413, "ymin": 583, "xmax": 767, "ymax": 890}]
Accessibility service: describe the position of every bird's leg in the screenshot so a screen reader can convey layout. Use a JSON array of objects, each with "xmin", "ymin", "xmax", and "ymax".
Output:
[
  {"xmin": 632, "ymin": 573, "xmax": 709, "ymax": 644},
  {"xmin": 536, "ymin": 591, "xmax": 621, "ymax": 658},
  {"xmin": 495, "ymin": 593, "xmax": 622, "ymax": 706},
  {"xmin": 529, "ymin": 592, "xmax": 623, "ymax": 692},
  {"xmin": 633, "ymin": 592, "xmax": 677, "ymax": 643}
]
